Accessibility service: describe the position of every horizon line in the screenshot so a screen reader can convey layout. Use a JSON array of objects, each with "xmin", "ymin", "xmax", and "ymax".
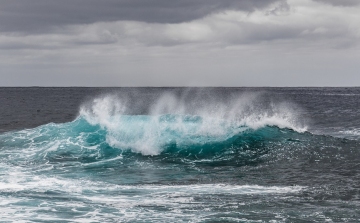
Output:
[{"xmin": 0, "ymin": 86, "xmax": 359, "ymax": 88}]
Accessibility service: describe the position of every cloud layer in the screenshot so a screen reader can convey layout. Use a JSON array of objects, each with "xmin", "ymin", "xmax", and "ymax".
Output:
[
  {"xmin": 313, "ymin": 0, "xmax": 360, "ymax": 6},
  {"xmin": 0, "ymin": 0, "xmax": 359, "ymax": 86},
  {"xmin": 2, "ymin": 0, "xmax": 358, "ymax": 49},
  {"xmin": 0, "ymin": 0, "xmax": 279, "ymax": 33}
]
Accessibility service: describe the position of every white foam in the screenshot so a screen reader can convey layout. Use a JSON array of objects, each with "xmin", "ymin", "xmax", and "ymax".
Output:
[
  {"xmin": 0, "ymin": 165, "xmax": 306, "ymax": 222},
  {"xmin": 79, "ymin": 91, "xmax": 307, "ymax": 155},
  {"xmin": 339, "ymin": 129, "xmax": 360, "ymax": 136},
  {"xmin": 0, "ymin": 165, "xmax": 305, "ymax": 195}
]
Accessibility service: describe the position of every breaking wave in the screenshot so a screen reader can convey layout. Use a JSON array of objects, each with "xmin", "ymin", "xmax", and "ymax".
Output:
[
  {"xmin": 4, "ymin": 90, "xmax": 358, "ymax": 171},
  {"xmin": 0, "ymin": 92, "xmax": 309, "ymax": 161},
  {"xmin": 78, "ymin": 92, "xmax": 306, "ymax": 155}
]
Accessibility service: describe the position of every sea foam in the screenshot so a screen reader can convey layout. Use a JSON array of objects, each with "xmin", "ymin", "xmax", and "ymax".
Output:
[{"xmin": 79, "ymin": 90, "xmax": 306, "ymax": 155}]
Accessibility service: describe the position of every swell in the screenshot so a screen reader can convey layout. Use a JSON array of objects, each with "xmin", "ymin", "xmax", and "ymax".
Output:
[
  {"xmin": 0, "ymin": 92, "xmax": 358, "ymax": 169},
  {"xmin": 0, "ymin": 114, "xmax": 358, "ymax": 167}
]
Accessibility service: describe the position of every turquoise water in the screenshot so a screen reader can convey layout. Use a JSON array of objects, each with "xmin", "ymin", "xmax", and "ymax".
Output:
[{"xmin": 0, "ymin": 89, "xmax": 359, "ymax": 222}]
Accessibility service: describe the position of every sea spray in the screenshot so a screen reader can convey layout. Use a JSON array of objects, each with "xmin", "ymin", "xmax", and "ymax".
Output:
[{"xmin": 78, "ymin": 91, "xmax": 306, "ymax": 155}]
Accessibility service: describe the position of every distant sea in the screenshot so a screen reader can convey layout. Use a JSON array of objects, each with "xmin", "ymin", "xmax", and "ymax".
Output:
[{"xmin": 0, "ymin": 87, "xmax": 359, "ymax": 222}]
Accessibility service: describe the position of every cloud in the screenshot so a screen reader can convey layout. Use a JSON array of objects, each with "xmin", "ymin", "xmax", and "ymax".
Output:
[
  {"xmin": 65, "ymin": 0, "xmax": 360, "ymax": 48},
  {"xmin": 1, "ymin": 0, "xmax": 359, "ymax": 51},
  {"xmin": 0, "ymin": 0, "xmax": 280, "ymax": 33},
  {"xmin": 313, "ymin": 0, "xmax": 360, "ymax": 7},
  {"xmin": 0, "ymin": 0, "xmax": 360, "ymax": 86}
]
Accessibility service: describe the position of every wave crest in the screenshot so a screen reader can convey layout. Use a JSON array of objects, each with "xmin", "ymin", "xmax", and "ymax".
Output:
[{"xmin": 79, "ymin": 92, "xmax": 306, "ymax": 155}]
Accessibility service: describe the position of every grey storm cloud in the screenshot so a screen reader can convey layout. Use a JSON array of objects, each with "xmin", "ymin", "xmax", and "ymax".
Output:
[
  {"xmin": 0, "ymin": 0, "xmax": 360, "ymax": 87},
  {"xmin": 313, "ymin": 0, "xmax": 360, "ymax": 6},
  {"xmin": 0, "ymin": 0, "xmax": 280, "ymax": 33}
]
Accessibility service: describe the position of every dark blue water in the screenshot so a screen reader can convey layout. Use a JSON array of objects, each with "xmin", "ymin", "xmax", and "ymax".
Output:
[{"xmin": 0, "ymin": 87, "xmax": 359, "ymax": 222}]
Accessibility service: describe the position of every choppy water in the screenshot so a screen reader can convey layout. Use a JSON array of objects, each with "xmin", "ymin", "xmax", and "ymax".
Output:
[{"xmin": 0, "ymin": 87, "xmax": 359, "ymax": 222}]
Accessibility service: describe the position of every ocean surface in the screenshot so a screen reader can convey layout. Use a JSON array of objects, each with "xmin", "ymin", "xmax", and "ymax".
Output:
[{"xmin": 0, "ymin": 87, "xmax": 359, "ymax": 222}]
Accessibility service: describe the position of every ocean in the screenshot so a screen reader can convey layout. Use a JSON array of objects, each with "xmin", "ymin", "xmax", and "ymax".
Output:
[{"xmin": 0, "ymin": 87, "xmax": 359, "ymax": 222}]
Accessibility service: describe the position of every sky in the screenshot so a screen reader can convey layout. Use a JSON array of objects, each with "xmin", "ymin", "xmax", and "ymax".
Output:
[{"xmin": 0, "ymin": 0, "xmax": 359, "ymax": 86}]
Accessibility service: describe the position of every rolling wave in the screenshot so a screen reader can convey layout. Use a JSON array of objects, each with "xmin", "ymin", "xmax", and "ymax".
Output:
[
  {"xmin": 0, "ymin": 93, "xmax": 356, "ymax": 167},
  {"xmin": 0, "ymin": 113, "xmax": 347, "ymax": 167}
]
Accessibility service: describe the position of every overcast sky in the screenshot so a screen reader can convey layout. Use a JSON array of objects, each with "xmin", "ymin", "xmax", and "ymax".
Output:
[{"xmin": 0, "ymin": 0, "xmax": 359, "ymax": 86}]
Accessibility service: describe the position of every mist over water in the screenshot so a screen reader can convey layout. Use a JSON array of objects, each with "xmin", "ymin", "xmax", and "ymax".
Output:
[
  {"xmin": 79, "ymin": 91, "xmax": 306, "ymax": 155},
  {"xmin": 0, "ymin": 88, "xmax": 359, "ymax": 222}
]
